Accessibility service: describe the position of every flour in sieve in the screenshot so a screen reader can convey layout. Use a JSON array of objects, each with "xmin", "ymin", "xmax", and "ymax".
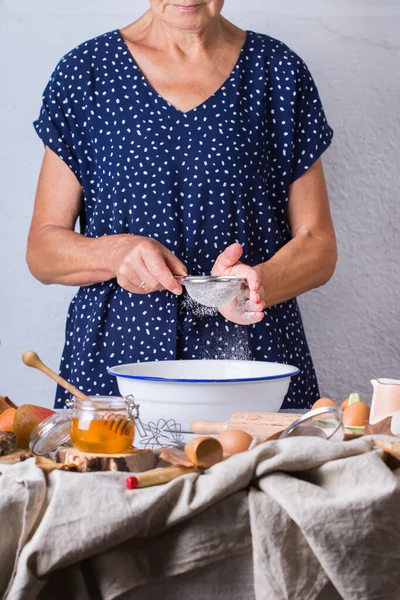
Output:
[{"xmin": 184, "ymin": 279, "xmax": 241, "ymax": 308}]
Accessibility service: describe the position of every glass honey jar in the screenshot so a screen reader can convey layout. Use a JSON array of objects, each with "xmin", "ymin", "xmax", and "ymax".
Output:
[{"xmin": 70, "ymin": 396, "xmax": 135, "ymax": 454}]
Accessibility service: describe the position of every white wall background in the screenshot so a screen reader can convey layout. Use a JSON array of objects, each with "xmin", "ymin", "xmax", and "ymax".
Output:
[{"xmin": 0, "ymin": 0, "xmax": 399, "ymax": 408}]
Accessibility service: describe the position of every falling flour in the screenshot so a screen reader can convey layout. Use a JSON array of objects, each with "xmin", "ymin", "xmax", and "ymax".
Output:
[{"xmin": 182, "ymin": 292, "xmax": 252, "ymax": 361}]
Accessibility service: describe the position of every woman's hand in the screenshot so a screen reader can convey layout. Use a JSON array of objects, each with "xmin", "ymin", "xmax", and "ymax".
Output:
[
  {"xmin": 27, "ymin": 149, "xmax": 188, "ymax": 291},
  {"xmin": 113, "ymin": 236, "xmax": 187, "ymax": 295},
  {"xmin": 211, "ymin": 243, "xmax": 266, "ymax": 325}
]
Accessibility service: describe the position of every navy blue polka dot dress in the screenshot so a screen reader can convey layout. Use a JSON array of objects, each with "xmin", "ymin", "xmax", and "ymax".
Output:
[{"xmin": 34, "ymin": 30, "xmax": 333, "ymax": 409}]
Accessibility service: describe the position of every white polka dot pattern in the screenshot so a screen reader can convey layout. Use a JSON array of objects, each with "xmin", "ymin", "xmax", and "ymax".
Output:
[{"xmin": 34, "ymin": 30, "xmax": 334, "ymax": 408}]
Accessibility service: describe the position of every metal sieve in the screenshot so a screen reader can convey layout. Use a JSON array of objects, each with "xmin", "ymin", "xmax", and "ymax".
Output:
[
  {"xmin": 279, "ymin": 406, "xmax": 344, "ymax": 442},
  {"xmin": 175, "ymin": 276, "xmax": 246, "ymax": 308}
]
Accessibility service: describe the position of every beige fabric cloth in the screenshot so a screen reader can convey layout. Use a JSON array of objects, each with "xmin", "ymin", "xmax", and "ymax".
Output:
[{"xmin": 1, "ymin": 436, "xmax": 400, "ymax": 600}]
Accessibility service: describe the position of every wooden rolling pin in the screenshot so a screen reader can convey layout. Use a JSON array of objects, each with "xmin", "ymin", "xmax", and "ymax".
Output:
[
  {"xmin": 126, "ymin": 465, "xmax": 198, "ymax": 489},
  {"xmin": 190, "ymin": 412, "xmax": 302, "ymax": 438}
]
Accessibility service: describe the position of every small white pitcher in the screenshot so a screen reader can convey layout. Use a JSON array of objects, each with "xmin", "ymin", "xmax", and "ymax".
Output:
[{"xmin": 370, "ymin": 379, "xmax": 400, "ymax": 424}]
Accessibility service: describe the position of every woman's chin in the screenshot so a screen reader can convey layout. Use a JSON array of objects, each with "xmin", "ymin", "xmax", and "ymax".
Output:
[{"xmin": 162, "ymin": 4, "xmax": 216, "ymax": 29}]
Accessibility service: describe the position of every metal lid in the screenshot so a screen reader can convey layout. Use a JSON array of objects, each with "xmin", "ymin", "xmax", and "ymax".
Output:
[
  {"xmin": 73, "ymin": 396, "xmax": 128, "ymax": 411},
  {"xmin": 29, "ymin": 411, "xmax": 72, "ymax": 455}
]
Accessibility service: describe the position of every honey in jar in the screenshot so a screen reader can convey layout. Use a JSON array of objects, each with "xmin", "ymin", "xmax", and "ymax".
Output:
[{"xmin": 70, "ymin": 396, "xmax": 134, "ymax": 454}]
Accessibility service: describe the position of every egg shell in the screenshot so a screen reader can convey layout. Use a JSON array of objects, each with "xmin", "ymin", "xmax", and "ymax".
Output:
[
  {"xmin": 343, "ymin": 402, "xmax": 370, "ymax": 427},
  {"xmin": 312, "ymin": 398, "xmax": 338, "ymax": 410},
  {"xmin": 217, "ymin": 430, "xmax": 253, "ymax": 455}
]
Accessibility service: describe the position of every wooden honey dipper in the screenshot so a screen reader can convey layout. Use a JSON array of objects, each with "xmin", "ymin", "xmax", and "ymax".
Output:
[
  {"xmin": 22, "ymin": 351, "xmax": 131, "ymax": 437},
  {"xmin": 22, "ymin": 351, "xmax": 90, "ymax": 402}
]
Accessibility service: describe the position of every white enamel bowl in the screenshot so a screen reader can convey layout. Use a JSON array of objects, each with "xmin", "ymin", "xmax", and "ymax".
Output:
[{"xmin": 108, "ymin": 360, "xmax": 299, "ymax": 447}]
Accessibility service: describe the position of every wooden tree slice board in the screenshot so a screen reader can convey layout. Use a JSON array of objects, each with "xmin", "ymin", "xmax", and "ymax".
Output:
[
  {"xmin": 56, "ymin": 447, "xmax": 156, "ymax": 473},
  {"xmin": 0, "ymin": 449, "xmax": 33, "ymax": 464},
  {"xmin": 0, "ymin": 432, "xmax": 17, "ymax": 456}
]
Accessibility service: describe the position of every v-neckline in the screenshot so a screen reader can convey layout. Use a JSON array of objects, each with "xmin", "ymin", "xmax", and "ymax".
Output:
[{"xmin": 116, "ymin": 29, "xmax": 251, "ymax": 115}]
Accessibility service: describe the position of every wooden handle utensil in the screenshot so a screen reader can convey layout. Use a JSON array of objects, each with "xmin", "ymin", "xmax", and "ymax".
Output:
[
  {"xmin": 126, "ymin": 465, "xmax": 198, "ymax": 489},
  {"xmin": 22, "ymin": 351, "xmax": 90, "ymax": 402},
  {"xmin": 190, "ymin": 412, "xmax": 303, "ymax": 438},
  {"xmin": 184, "ymin": 437, "xmax": 223, "ymax": 468},
  {"xmin": 159, "ymin": 437, "xmax": 224, "ymax": 468},
  {"xmin": 190, "ymin": 420, "xmax": 225, "ymax": 435},
  {"xmin": 22, "ymin": 351, "xmax": 132, "ymax": 440}
]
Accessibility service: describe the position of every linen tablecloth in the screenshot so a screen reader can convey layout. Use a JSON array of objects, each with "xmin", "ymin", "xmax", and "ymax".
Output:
[{"xmin": 1, "ymin": 436, "xmax": 400, "ymax": 600}]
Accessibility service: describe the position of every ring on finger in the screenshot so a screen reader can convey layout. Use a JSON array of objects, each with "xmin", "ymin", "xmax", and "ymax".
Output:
[{"xmin": 138, "ymin": 281, "xmax": 147, "ymax": 290}]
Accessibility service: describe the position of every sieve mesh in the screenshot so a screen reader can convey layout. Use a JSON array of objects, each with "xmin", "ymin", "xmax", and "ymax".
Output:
[{"xmin": 176, "ymin": 276, "xmax": 245, "ymax": 308}]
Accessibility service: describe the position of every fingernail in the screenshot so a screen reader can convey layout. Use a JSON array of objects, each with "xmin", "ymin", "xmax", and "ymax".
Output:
[{"xmin": 173, "ymin": 287, "xmax": 182, "ymax": 295}]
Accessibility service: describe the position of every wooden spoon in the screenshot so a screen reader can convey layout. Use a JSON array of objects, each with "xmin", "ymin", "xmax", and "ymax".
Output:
[
  {"xmin": 22, "ymin": 351, "xmax": 90, "ymax": 402},
  {"xmin": 185, "ymin": 437, "xmax": 223, "ymax": 469},
  {"xmin": 160, "ymin": 437, "xmax": 224, "ymax": 469}
]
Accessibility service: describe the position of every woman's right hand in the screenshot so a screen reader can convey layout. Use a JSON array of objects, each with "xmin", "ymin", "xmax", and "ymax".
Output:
[
  {"xmin": 113, "ymin": 235, "xmax": 187, "ymax": 295},
  {"xmin": 27, "ymin": 150, "xmax": 187, "ymax": 292}
]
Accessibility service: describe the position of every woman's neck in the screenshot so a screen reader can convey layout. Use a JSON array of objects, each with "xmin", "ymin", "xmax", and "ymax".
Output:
[{"xmin": 123, "ymin": 10, "xmax": 243, "ymax": 59}]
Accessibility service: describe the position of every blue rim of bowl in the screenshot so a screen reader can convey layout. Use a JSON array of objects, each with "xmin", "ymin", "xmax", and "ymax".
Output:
[{"xmin": 107, "ymin": 364, "xmax": 300, "ymax": 384}]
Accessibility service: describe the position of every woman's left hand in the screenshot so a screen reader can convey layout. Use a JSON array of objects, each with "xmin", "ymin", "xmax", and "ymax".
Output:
[{"xmin": 211, "ymin": 243, "xmax": 266, "ymax": 325}]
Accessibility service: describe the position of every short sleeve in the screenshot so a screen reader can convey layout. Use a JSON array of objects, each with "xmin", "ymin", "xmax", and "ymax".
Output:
[
  {"xmin": 34, "ymin": 62, "xmax": 83, "ymax": 184},
  {"xmin": 290, "ymin": 60, "xmax": 334, "ymax": 183}
]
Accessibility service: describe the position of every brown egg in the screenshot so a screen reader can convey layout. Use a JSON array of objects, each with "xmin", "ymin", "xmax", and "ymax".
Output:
[
  {"xmin": 340, "ymin": 398, "xmax": 350, "ymax": 411},
  {"xmin": 343, "ymin": 402, "xmax": 370, "ymax": 427},
  {"xmin": 217, "ymin": 430, "xmax": 253, "ymax": 455},
  {"xmin": 312, "ymin": 398, "xmax": 338, "ymax": 410}
]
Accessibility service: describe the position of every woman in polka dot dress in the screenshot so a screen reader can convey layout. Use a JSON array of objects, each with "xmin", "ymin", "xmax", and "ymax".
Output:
[{"xmin": 27, "ymin": 1, "xmax": 337, "ymax": 409}]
